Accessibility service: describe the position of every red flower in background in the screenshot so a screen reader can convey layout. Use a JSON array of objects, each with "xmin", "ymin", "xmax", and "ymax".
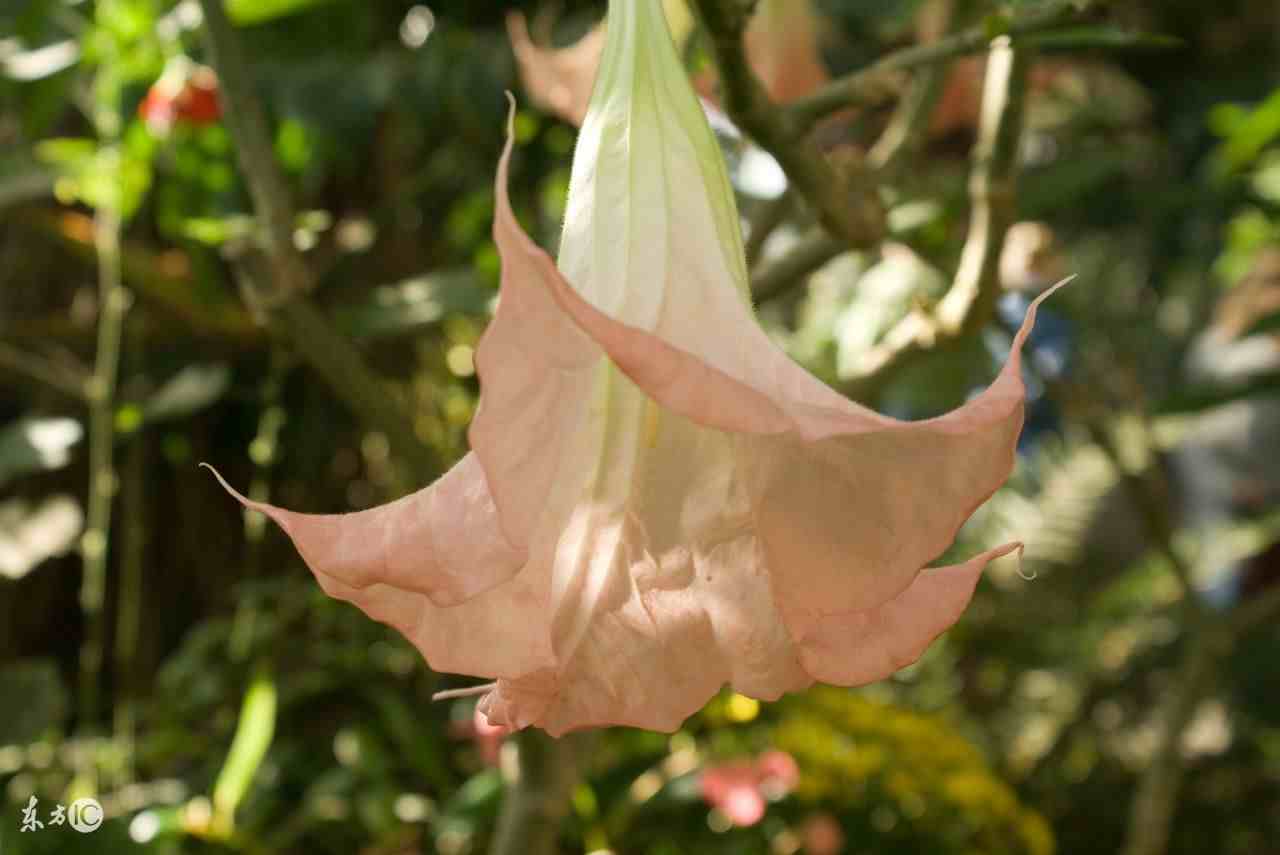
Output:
[
  {"xmin": 139, "ymin": 63, "xmax": 221, "ymax": 134},
  {"xmin": 801, "ymin": 812, "xmax": 846, "ymax": 854},
  {"xmin": 700, "ymin": 750, "xmax": 800, "ymax": 827}
]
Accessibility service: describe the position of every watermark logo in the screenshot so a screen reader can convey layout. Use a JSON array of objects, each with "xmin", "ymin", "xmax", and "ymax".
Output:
[
  {"xmin": 19, "ymin": 796, "xmax": 41, "ymax": 833},
  {"xmin": 68, "ymin": 798, "xmax": 104, "ymax": 833},
  {"xmin": 18, "ymin": 795, "xmax": 102, "ymax": 834}
]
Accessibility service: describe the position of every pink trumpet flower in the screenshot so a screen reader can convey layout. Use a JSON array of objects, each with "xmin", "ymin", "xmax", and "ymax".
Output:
[{"xmin": 209, "ymin": 0, "xmax": 1060, "ymax": 736}]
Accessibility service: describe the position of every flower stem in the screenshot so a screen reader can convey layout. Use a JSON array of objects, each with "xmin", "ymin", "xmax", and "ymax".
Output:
[
  {"xmin": 488, "ymin": 732, "xmax": 589, "ymax": 855},
  {"xmin": 79, "ymin": 199, "xmax": 131, "ymax": 742}
]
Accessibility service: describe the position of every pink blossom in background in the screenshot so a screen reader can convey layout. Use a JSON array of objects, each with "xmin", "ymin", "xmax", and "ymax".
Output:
[
  {"xmin": 701, "ymin": 761, "xmax": 767, "ymax": 826},
  {"xmin": 700, "ymin": 749, "xmax": 801, "ymax": 827},
  {"xmin": 739, "ymin": 0, "xmax": 830, "ymax": 104},
  {"xmin": 509, "ymin": 0, "xmax": 830, "ymax": 129},
  {"xmin": 506, "ymin": 11, "xmax": 605, "ymax": 127}
]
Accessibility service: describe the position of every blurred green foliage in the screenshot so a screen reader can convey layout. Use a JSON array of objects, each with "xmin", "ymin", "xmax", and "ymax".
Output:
[{"xmin": 1, "ymin": 1, "xmax": 1279, "ymax": 854}]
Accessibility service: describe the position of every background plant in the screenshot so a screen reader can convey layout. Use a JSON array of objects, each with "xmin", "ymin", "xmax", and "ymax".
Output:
[{"xmin": 1, "ymin": 1, "xmax": 1278, "ymax": 854}]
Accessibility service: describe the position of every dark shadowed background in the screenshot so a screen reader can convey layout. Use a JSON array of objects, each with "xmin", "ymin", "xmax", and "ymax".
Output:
[{"xmin": 1, "ymin": 0, "xmax": 1278, "ymax": 853}]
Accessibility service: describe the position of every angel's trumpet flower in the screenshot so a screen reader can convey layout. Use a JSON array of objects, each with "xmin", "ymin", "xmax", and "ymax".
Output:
[{"xmin": 211, "ymin": 0, "xmax": 1060, "ymax": 736}]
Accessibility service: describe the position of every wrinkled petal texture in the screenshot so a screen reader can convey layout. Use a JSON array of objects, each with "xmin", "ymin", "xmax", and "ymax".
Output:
[
  {"xmin": 214, "ymin": 0, "xmax": 1057, "ymax": 737},
  {"xmin": 465, "ymin": 94, "xmax": 1054, "ymax": 732},
  {"xmin": 203, "ymin": 458, "xmax": 553, "ymax": 679}
]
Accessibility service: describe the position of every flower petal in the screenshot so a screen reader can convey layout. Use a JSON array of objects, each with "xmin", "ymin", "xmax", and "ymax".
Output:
[
  {"xmin": 204, "ymin": 454, "xmax": 521, "ymax": 606},
  {"xmin": 792, "ymin": 543, "xmax": 1020, "ymax": 684},
  {"xmin": 490, "ymin": 102, "xmax": 1062, "ymax": 625},
  {"xmin": 476, "ymin": 410, "xmax": 808, "ymax": 736},
  {"xmin": 203, "ymin": 455, "xmax": 555, "ymax": 677},
  {"xmin": 468, "ymin": 101, "xmax": 601, "ymax": 552}
]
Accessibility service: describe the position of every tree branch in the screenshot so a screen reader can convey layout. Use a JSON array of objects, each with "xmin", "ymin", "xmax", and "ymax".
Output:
[
  {"xmin": 867, "ymin": 0, "xmax": 954, "ymax": 173},
  {"xmin": 197, "ymin": 0, "xmax": 437, "ymax": 479},
  {"xmin": 842, "ymin": 36, "xmax": 1028, "ymax": 402},
  {"xmin": 690, "ymin": 0, "xmax": 885, "ymax": 250},
  {"xmin": 488, "ymin": 732, "xmax": 590, "ymax": 855},
  {"xmin": 79, "ymin": 201, "xmax": 130, "ymax": 743},
  {"xmin": 1121, "ymin": 633, "xmax": 1223, "ymax": 855},
  {"xmin": 743, "ymin": 191, "xmax": 793, "ymax": 269},
  {"xmin": 788, "ymin": 0, "xmax": 1092, "ymax": 130},
  {"xmin": 750, "ymin": 229, "xmax": 845, "ymax": 303}
]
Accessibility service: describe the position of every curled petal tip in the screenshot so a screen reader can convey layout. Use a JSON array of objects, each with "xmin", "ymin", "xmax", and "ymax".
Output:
[
  {"xmin": 1012, "ymin": 276, "xmax": 1075, "ymax": 354},
  {"xmin": 1037, "ymin": 274, "xmax": 1076, "ymax": 303},
  {"xmin": 1004, "ymin": 542, "xmax": 1037, "ymax": 581},
  {"xmin": 200, "ymin": 462, "xmax": 251, "ymax": 507}
]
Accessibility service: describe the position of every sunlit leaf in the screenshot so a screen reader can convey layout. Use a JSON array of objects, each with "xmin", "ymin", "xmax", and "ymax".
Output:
[
  {"xmin": 211, "ymin": 669, "xmax": 278, "ymax": 837},
  {"xmin": 225, "ymin": 0, "xmax": 341, "ymax": 25},
  {"xmin": 142, "ymin": 363, "xmax": 233, "ymax": 425},
  {"xmin": 0, "ymin": 417, "xmax": 83, "ymax": 487}
]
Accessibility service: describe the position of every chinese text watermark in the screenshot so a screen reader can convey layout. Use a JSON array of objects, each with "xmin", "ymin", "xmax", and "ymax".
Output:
[{"xmin": 19, "ymin": 795, "xmax": 102, "ymax": 834}]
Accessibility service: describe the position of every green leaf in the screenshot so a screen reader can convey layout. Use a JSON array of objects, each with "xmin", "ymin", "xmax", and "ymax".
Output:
[
  {"xmin": 1213, "ymin": 87, "xmax": 1280, "ymax": 173},
  {"xmin": 178, "ymin": 214, "xmax": 256, "ymax": 246},
  {"xmin": 34, "ymin": 136, "xmax": 97, "ymax": 167},
  {"xmin": 211, "ymin": 668, "xmax": 278, "ymax": 837},
  {"xmin": 141, "ymin": 363, "xmax": 232, "ymax": 425},
  {"xmin": 0, "ymin": 496, "xmax": 83, "ymax": 581},
  {"xmin": 226, "ymin": 0, "xmax": 341, "ymax": 26},
  {"xmin": 1021, "ymin": 27, "xmax": 1182, "ymax": 51},
  {"xmin": 0, "ymin": 417, "xmax": 83, "ymax": 487},
  {"xmin": 0, "ymin": 38, "xmax": 79, "ymax": 80}
]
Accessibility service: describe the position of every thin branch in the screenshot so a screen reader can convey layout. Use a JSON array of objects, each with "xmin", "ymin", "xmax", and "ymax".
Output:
[
  {"xmin": 690, "ymin": 0, "xmax": 885, "ymax": 250},
  {"xmin": 1119, "ymin": 559, "xmax": 1280, "ymax": 855},
  {"xmin": 842, "ymin": 36, "xmax": 1028, "ymax": 402},
  {"xmin": 744, "ymin": 191, "xmax": 792, "ymax": 269},
  {"xmin": 197, "ymin": 0, "xmax": 437, "ymax": 479},
  {"xmin": 79, "ymin": 199, "xmax": 130, "ymax": 743},
  {"xmin": 1121, "ymin": 633, "xmax": 1223, "ymax": 855},
  {"xmin": 112, "ymin": 425, "xmax": 148, "ymax": 785},
  {"xmin": 788, "ymin": 0, "xmax": 1093, "ymax": 131},
  {"xmin": 868, "ymin": 65, "xmax": 947, "ymax": 173},
  {"xmin": 867, "ymin": 0, "xmax": 954, "ymax": 173},
  {"xmin": 750, "ymin": 229, "xmax": 845, "ymax": 303},
  {"xmin": 197, "ymin": 2, "xmax": 301, "ymax": 291}
]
